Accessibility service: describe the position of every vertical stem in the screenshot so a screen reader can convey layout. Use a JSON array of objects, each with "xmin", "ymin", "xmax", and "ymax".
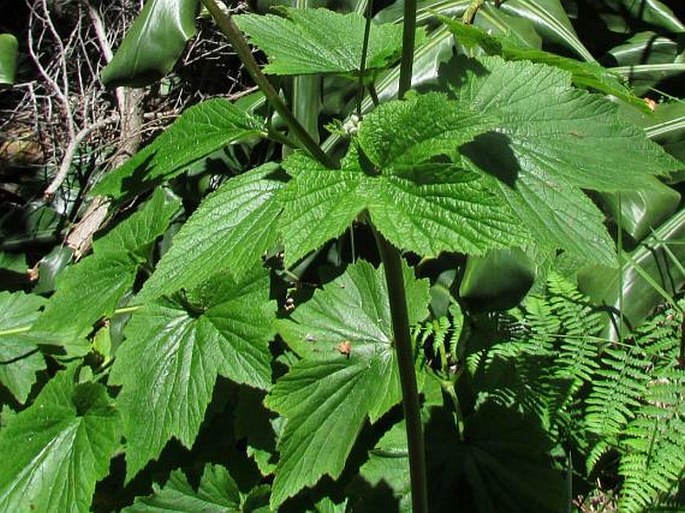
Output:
[
  {"xmin": 398, "ymin": 0, "xmax": 417, "ymax": 98},
  {"xmin": 202, "ymin": 0, "xmax": 334, "ymax": 168},
  {"xmin": 388, "ymin": 0, "xmax": 429, "ymax": 509},
  {"xmin": 617, "ymin": 192, "xmax": 624, "ymax": 343},
  {"xmin": 356, "ymin": 0, "xmax": 374, "ymax": 119},
  {"xmin": 374, "ymin": 228, "xmax": 429, "ymax": 513}
]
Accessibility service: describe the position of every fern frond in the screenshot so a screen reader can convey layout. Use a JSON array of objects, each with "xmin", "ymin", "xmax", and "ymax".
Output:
[
  {"xmin": 546, "ymin": 273, "xmax": 604, "ymax": 382},
  {"xmin": 585, "ymin": 345, "xmax": 650, "ymax": 442},
  {"xmin": 618, "ymin": 365, "xmax": 685, "ymax": 513}
]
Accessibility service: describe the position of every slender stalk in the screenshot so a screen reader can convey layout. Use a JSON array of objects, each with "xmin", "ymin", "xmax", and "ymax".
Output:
[
  {"xmin": 384, "ymin": 0, "xmax": 430, "ymax": 510},
  {"xmin": 462, "ymin": 0, "xmax": 484, "ymax": 24},
  {"xmin": 356, "ymin": 0, "xmax": 374, "ymax": 118},
  {"xmin": 201, "ymin": 0, "xmax": 335, "ymax": 168},
  {"xmin": 0, "ymin": 326, "xmax": 31, "ymax": 337},
  {"xmin": 617, "ymin": 192, "xmax": 624, "ymax": 343},
  {"xmin": 398, "ymin": 0, "xmax": 417, "ymax": 98},
  {"xmin": 374, "ymin": 228, "xmax": 429, "ymax": 513},
  {"xmin": 368, "ymin": 82, "xmax": 381, "ymax": 107}
]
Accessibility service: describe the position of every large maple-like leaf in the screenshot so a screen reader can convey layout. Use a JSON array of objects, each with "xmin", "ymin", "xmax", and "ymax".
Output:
[
  {"xmin": 436, "ymin": 55, "xmax": 682, "ymax": 265},
  {"xmin": 110, "ymin": 268, "xmax": 276, "ymax": 480},
  {"xmin": 139, "ymin": 163, "xmax": 284, "ymax": 300},
  {"xmin": 268, "ymin": 260, "xmax": 429, "ymax": 508},
  {"xmin": 279, "ymin": 92, "xmax": 527, "ymax": 265},
  {"xmin": 236, "ymin": 8, "xmax": 420, "ymax": 77},
  {"xmin": 0, "ymin": 365, "xmax": 121, "ymax": 512},
  {"xmin": 29, "ymin": 190, "xmax": 179, "ymax": 353},
  {"xmin": 93, "ymin": 98, "xmax": 265, "ymax": 198},
  {"xmin": 123, "ymin": 464, "xmax": 271, "ymax": 512},
  {"xmin": 30, "ymin": 190, "xmax": 178, "ymax": 353}
]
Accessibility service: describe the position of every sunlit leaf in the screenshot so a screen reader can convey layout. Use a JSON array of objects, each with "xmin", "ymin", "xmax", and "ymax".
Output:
[
  {"xmin": 111, "ymin": 268, "xmax": 276, "ymax": 480},
  {"xmin": 268, "ymin": 260, "xmax": 429, "ymax": 508},
  {"xmin": 138, "ymin": 163, "xmax": 283, "ymax": 300},
  {"xmin": 124, "ymin": 464, "xmax": 245, "ymax": 512},
  {"xmin": 236, "ymin": 8, "xmax": 422, "ymax": 77},
  {"xmin": 281, "ymin": 92, "xmax": 526, "ymax": 265},
  {"xmin": 0, "ymin": 365, "xmax": 120, "ymax": 513},
  {"xmin": 30, "ymin": 190, "xmax": 179, "ymax": 354},
  {"xmin": 93, "ymin": 99, "xmax": 265, "ymax": 199}
]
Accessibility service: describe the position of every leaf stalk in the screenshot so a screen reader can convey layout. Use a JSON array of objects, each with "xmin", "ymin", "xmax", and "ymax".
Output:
[
  {"xmin": 201, "ymin": 0, "xmax": 335, "ymax": 168},
  {"xmin": 374, "ymin": 228, "xmax": 429, "ymax": 513}
]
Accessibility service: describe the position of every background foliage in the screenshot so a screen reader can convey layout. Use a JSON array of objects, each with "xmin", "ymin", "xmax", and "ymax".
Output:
[{"xmin": 0, "ymin": 0, "xmax": 684, "ymax": 512}]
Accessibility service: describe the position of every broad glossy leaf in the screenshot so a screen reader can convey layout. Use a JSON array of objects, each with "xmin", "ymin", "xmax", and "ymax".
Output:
[
  {"xmin": 646, "ymin": 101, "xmax": 685, "ymax": 169},
  {"xmin": 438, "ymin": 56, "xmax": 681, "ymax": 264},
  {"xmin": 0, "ymin": 34, "xmax": 18, "ymax": 85},
  {"xmin": 124, "ymin": 464, "xmax": 242, "ymax": 512},
  {"xmin": 592, "ymin": 0, "xmax": 684, "ymax": 34},
  {"xmin": 139, "ymin": 164, "xmax": 284, "ymax": 300},
  {"xmin": 93, "ymin": 98, "xmax": 265, "ymax": 198},
  {"xmin": 578, "ymin": 208, "xmax": 685, "ymax": 341},
  {"xmin": 102, "ymin": 0, "xmax": 199, "ymax": 87},
  {"xmin": 609, "ymin": 31, "xmax": 681, "ymax": 66},
  {"xmin": 440, "ymin": 16, "xmax": 649, "ymax": 112},
  {"xmin": 0, "ymin": 365, "xmax": 120, "ymax": 513},
  {"xmin": 30, "ymin": 190, "xmax": 179, "ymax": 353},
  {"xmin": 0, "ymin": 292, "xmax": 46, "ymax": 403},
  {"xmin": 459, "ymin": 248, "xmax": 535, "ymax": 311},
  {"xmin": 282, "ymin": 93, "xmax": 527, "ymax": 264},
  {"xmin": 268, "ymin": 260, "xmax": 429, "ymax": 507},
  {"xmin": 610, "ymin": 62, "xmax": 685, "ymax": 97},
  {"xmin": 110, "ymin": 268, "xmax": 276, "ymax": 480},
  {"xmin": 235, "ymin": 8, "xmax": 420, "ymax": 77},
  {"xmin": 378, "ymin": 0, "xmax": 591, "ymax": 61},
  {"xmin": 600, "ymin": 179, "xmax": 681, "ymax": 243},
  {"xmin": 499, "ymin": 0, "xmax": 594, "ymax": 61}
]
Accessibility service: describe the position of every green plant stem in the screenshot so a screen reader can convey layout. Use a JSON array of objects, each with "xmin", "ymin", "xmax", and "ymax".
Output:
[
  {"xmin": 0, "ymin": 305, "xmax": 141, "ymax": 338},
  {"xmin": 374, "ymin": 228, "xmax": 429, "ymax": 513},
  {"xmin": 356, "ymin": 0, "xmax": 374, "ymax": 118},
  {"xmin": 0, "ymin": 325, "xmax": 31, "ymax": 336},
  {"xmin": 462, "ymin": 0, "xmax": 484, "ymax": 24},
  {"xmin": 202, "ymin": 0, "xmax": 335, "ymax": 168},
  {"xmin": 368, "ymin": 82, "xmax": 380, "ymax": 106},
  {"xmin": 398, "ymin": 0, "xmax": 417, "ymax": 98},
  {"xmin": 390, "ymin": 1, "xmax": 429, "ymax": 510},
  {"xmin": 267, "ymin": 128, "xmax": 299, "ymax": 150}
]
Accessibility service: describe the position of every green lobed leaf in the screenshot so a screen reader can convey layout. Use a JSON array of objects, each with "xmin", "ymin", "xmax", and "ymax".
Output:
[
  {"xmin": 438, "ymin": 55, "xmax": 681, "ymax": 265},
  {"xmin": 0, "ymin": 33, "xmax": 18, "ymax": 86},
  {"xmin": 110, "ymin": 268, "xmax": 276, "ymax": 480},
  {"xmin": 354, "ymin": 421, "xmax": 412, "ymax": 512},
  {"xmin": 440, "ymin": 16, "xmax": 650, "ymax": 113},
  {"xmin": 0, "ymin": 365, "xmax": 121, "ymax": 513},
  {"xmin": 139, "ymin": 163, "xmax": 284, "ymax": 300},
  {"xmin": 0, "ymin": 291, "xmax": 46, "ymax": 403},
  {"xmin": 124, "ymin": 464, "xmax": 242, "ymax": 512},
  {"xmin": 93, "ymin": 98, "xmax": 266, "ymax": 199},
  {"xmin": 268, "ymin": 260, "xmax": 429, "ymax": 508},
  {"xmin": 235, "ymin": 8, "xmax": 421, "ymax": 77},
  {"xmin": 101, "ymin": 0, "xmax": 199, "ymax": 87},
  {"xmin": 280, "ymin": 92, "xmax": 528, "ymax": 265},
  {"xmin": 30, "ymin": 190, "xmax": 179, "ymax": 354}
]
